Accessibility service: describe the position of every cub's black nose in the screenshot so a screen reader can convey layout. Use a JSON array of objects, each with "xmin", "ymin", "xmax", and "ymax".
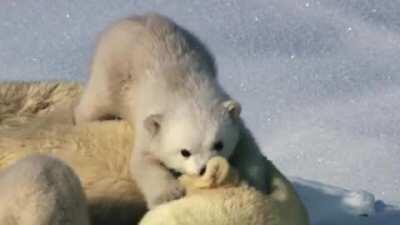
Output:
[{"xmin": 199, "ymin": 166, "xmax": 207, "ymax": 176}]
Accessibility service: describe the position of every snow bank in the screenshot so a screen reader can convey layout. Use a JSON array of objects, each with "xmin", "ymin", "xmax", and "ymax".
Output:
[{"xmin": 293, "ymin": 178, "xmax": 400, "ymax": 225}]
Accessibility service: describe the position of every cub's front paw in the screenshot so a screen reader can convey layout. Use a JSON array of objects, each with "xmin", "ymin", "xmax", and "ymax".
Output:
[{"xmin": 147, "ymin": 181, "xmax": 186, "ymax": 209}]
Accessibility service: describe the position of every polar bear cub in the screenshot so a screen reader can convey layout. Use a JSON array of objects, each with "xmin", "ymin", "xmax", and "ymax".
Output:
[
  {"xmin": 74, "ymin": 13, "xmax": 242, "ymax": 208},
  {"xmin": 0, "ymin": 154, "xmax": 90, "ymax": 225}
]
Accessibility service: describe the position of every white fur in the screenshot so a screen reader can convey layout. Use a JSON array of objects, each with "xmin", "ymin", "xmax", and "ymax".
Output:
[
  {"xmin": 0, "ymin": 81, "xmax": 309, "ymax": 225},
  {"xmin": 0, "ymin": 154, "xmax": 89, "ymax": 225},
  {"xmin": 74, "ymin": 13, "xmax": 241, "ymax": 208}
]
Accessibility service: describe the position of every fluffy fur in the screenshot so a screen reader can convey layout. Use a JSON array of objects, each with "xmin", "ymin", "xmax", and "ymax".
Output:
[
  {"xmin": 140, "ymin": 156, "xmax": 283, "ymax": 225},
  {"xmin": 0, "ymin": 82, "xmax": 145, "ymax": 225},
  {"xmin": 0, "ymin": 81, "xmax": 309, "ymax": 225},
  {"xmin": 76, "ymin": 13, "xmax": 306, "ymax": 211},
  {"xmin": 74, "ymin": 13, "xmax": 242, "ymax": 208},
  {"xmin": 0, "ymin": 154, "xmax": 89, "ymax": 225}
]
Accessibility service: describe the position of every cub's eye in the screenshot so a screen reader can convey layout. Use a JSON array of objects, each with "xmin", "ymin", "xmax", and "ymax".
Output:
[
  {"xmin": 213, "ymin": 141, "xmax": 224, "ymax": 152},
  {"xmin": 180, "ymin": 149, "xmax": 191, "ymax": 158}
]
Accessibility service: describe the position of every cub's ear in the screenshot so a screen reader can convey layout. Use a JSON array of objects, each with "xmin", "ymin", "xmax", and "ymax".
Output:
[
  {"xmin": 223, "ymin": 100, "xmax": 241, "ymax": 119},
  {"xmin": 144, "ymin": 114, "xmax": 163, "ymax": 136}
]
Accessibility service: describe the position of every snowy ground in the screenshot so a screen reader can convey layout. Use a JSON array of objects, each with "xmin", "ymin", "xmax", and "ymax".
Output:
[{"xmin": 0, "ymin": 0, "xmax": 399, "ymax": 224}]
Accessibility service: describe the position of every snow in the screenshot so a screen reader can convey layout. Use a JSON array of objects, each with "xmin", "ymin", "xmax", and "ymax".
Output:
[
  {"xmin": 0, "ymin": 0, "xmax": 399, "ymax": 224},
  {"xmin": 295, "ymin": 178, "xmax": 400, "ymax": 225}
]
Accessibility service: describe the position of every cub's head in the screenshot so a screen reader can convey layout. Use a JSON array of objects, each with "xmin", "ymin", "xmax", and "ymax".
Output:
[{"xmin": 144, "ymin": 99, "xmax": 241, "ymax": 176}]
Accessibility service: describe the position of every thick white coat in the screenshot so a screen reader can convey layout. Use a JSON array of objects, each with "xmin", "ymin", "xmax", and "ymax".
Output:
[
  {"xmin": 74, "ymin": 13, "xmax": 241, "ymax": 208},
  {"xmin": 0, "ymin": 154, "xmax": 89, "ymax": 225}
]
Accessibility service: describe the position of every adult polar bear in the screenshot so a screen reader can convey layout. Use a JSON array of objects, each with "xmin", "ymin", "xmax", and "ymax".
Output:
[
  {"xmin": 0, "ymin": 81, "xmax": 309, "ymax": 225},
  {"xmin": 74, "ymin": 12, "xmax": 280, "ymax": 209}
]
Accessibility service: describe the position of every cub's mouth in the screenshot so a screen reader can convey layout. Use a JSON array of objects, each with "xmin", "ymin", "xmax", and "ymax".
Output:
[
  {"xmin": 160, "ymin": 162, "xmax": 183, "ymax": 178},
  {"xmin": 168, "ymin": 168, "xmax": 182, "ymax": 178}
]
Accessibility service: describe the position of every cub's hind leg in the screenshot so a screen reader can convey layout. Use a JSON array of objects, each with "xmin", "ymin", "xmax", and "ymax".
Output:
[{"xmin": 74, "ymin": 67, "xmax": 120, "ymax": 124}]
